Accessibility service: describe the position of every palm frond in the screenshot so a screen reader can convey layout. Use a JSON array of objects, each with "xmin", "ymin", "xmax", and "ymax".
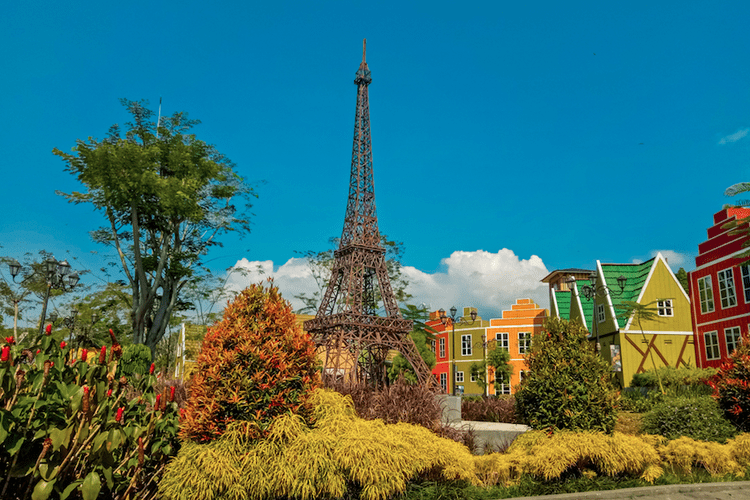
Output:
[{"xmin": 725, "ymin": 182, "xmax": 750, "ymax": 198}]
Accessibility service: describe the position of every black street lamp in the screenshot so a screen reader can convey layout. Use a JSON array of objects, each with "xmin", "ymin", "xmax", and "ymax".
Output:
[
  {"xmin": 567, "ymin": 271, "xmax": 626, "ymax": 352},
  {"xmin": 37, "ymin": 256, "xmax": 80, "ymax": 336},
  {"xmin": 439, "ymin": 306, "xmax": 478, "ymax": 396}
]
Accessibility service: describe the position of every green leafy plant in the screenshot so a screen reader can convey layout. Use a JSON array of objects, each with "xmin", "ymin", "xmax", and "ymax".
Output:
[
  {"xmin": 0, "ymin": 326, "xmax": 179, "ymax": 500},
  {"xmin": 388, "ymin": 305, "xmax": 437, "ymax": 383},
  {"xmin": 642, "ymin": 395, "xmax": 738, "ymax": 443},
  {"xmin": 515, "ymin": 317, "xmax": 619, "ymax": 433},
  {"xmin": 178, "ymin": 281, "xmax": 320, "ymax": 443},
  {"xmin": 709, "ymin": 339, "xmax": 750, "ymax": 432},
  {"xmin": 631, "ymin": 366, "xmax": 716, "ymax": 394},
  {"xmin": 118, "ymin": 344, "xmax": 153, "ymax": 378}
]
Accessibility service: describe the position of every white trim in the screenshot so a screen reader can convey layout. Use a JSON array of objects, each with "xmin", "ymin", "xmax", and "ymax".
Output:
[
  {"xmin": 693, "ymin": 246, "xmax": 749, "ymax": 272},
  {"xmin": 570, "ymin": 281, "xmax": 588, "ymax": 329},
  {"xmin": 598, "ymin": 261, "xmax": 621, "ymax": 331},
  {"xmin": 550, "ymin": 288, "xmax": 559, "ymax": 317},
  {"xmin": 695, "ymin": 311, "xmax": 750, "ymax": 328},
  {"xmin": 622, "ymin": 330, "xmax": 694, "ymax": 336},
  {"xmin": 488, "ymin": 323, "xmax": 544, "ymax": 329}
]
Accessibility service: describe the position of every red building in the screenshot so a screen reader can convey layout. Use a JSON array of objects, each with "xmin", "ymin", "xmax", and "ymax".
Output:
[{"xmin": 690, "ymin": 207, "xmax": 750, "ymax": 367}]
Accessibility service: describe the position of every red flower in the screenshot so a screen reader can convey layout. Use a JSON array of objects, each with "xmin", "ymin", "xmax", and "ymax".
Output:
[
  {"xmin": 81, "ymin": 349, "xmax": 88, "ymax": 362},
  {"xmin": 109, "ymin": 329, "xmax": 118, "ymax": 344},
  {"xmin": 155, "ymin": 394, "xmax": 162, "ymax": 411},
  {"xmin": 45, "ymin": 324, "xmax": 52, "ymax": 335},
  {"xmin": 107, "ymin": 388, "xmax": 112, "ymax": 397},
  {"xmin": 149, "ymin": 363, "xmax": 155, "ymax": 375},
  {"xmin": 169, "ymin": 386, "xmax": 176, "ymax": 402},
  {"xmin": 116, "ymin": 407, "xmax": 124, "ymax": 424},
  {"xmin": 5, "ymin": 336, "xmax": 15, "ymax": 345},
  {"xmin": 60, "ymin": 341, "xmax": 67, "ymax": 349},
  {"xmin": 36, "ymin": 349, "xmax": 41, "ymax": 355},
  {"xmin": 99, "ymin": 346, "xmax": 106, "ymax": 364},
  {"xmin": 1, "ymin": 346, "xmax": 10, "ymax": 363}
]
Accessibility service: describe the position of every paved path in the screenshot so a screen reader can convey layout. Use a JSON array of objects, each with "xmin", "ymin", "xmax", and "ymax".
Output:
[{"xmin": 512, "ymin": 481, "xmax": 750, "ymax": 500}]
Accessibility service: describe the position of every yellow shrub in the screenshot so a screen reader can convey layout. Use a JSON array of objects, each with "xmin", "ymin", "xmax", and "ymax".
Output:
[
  {"xmin": 160, "ymin": 389, "xmax": 477, "ymax": 500},
  {"xmin": 660, "ymin": 436, "xmax": 744, "ymax": 477},
  {"xmin": 728, "ymin": 433, "xmax": 750, "ymax": 468}
]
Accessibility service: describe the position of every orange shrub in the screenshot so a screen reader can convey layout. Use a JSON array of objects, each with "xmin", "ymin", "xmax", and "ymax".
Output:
[{"xmin": 179, "ymin": 281, "xmax": 319, "ymax": 443}]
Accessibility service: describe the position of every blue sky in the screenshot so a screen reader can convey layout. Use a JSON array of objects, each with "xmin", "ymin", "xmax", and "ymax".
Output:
[{"xmin": 2, "ymin": 1, "xmax": 749, "ymax": 321}]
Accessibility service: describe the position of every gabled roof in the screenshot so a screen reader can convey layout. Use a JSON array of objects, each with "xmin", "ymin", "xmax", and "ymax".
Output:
[
  {"xmin": 600, "ymin": 258, "xmax": 655, "ymax": 327},
  {"xmin": 575, "ymin": 279, "xmax": 595, "ymax": 327}
]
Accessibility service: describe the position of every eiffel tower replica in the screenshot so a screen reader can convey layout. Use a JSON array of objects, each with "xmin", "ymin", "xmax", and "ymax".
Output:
[{"xmin": 304, "ymin": 40, "xmax": 431, "ymax": 386}]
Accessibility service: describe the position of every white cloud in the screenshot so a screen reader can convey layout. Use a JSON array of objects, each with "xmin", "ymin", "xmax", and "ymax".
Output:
[
  {"xmin": 402, "ymin": 249, "xmax": 550, "ymax": 318},
  {"xmin": 650, "ymin": 250, "xmax": 689, "ymax": 268},
  {"xmin": 718, "ymin": 128, "xmax": 749, "ymax": 145},
  {"xmin": 225, "ymin": 257, "xmax": 321, "ymax": 312},
  {"xmin": 224, "ymin": 249, "xmax": 551, "ymax": 319}
]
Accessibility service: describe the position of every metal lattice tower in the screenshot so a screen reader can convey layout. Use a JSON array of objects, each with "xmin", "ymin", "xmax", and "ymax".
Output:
[{"xmin": 304, "ymin": 40, "xmax": 431, "ymax": 386}]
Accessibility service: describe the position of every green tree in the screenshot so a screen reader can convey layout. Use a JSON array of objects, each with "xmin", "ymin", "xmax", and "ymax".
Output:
[
  {"xmin": 470, "ymin": 344, "xmax": 511, "ymax": 394},
  {"xmin": 675, "ymin": 267, "xmax": 690, "ymax": 295},
  {"xmin": 387, "ymin": 304, "xmax": 436, "ymax": 383},
  {"xmin": 515, "ymin": 317, "xmax": 619, "ymax": 433},
  {"xmin": 294, "ymin": 235, "xmax": 411, "ymax": 314},
  {"xmin": 54, "ymin": 99, "xmax": 255, "ymax": 356}
]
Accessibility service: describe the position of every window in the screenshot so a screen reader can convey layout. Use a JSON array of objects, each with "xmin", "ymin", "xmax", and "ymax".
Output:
[
  {"xmin": 705, "ymin": 331, "xmax": 720, "ymax": 360},
  {"xmin": 519, "ymin": 370, "xmax": 527, "ymax": 382},
  {"xmin": 439, "ymin": 373, "xmax": 447, "ymax": 392},
  {"xmin": 718, "ymin": 268, "xmax": 737, "ymax": 309},
  {"xmin": 470, "ymin": 372, "xmax": 476, "ymax": 382},
  {"xmin": 495, "ymin": 332, "xmax": 509, "ymax": 350},
  {"xmin": 742, "ymin": 265, "xmax": 750, "ymax": 303},
  {"xmin": 657, "ymin": 299, "xmax": 673, "ymax": 317},
  {"xmin": 430, "ymin": 339, "xmax": 436, "ymax": 353},
  {"xmin": 597, "ymin": 304, "xmax": 605, "ymax": 323},
  {"xmin": 495, "ymin": 370, "xmax": 510, "ymax": 395},
  {"xmin": 725, "ymin": 326, "xmax": 742, "ymax": 355},
  {"xmin": 518, "ymin": 332, "xmax": 531, "ymax": 354},
  {"xmin": 461, "ymin": 334, "xmax": 472, "ymax": 356},
  {"xmin": 456, "ymin": 371, "xmax": 464, "ymax": 383},
  {"xmin": 439, "ymin": 338, "xmax": 445, "ymax": 358},
  {"xmin": 698, "ymin": 276, "xmax": 715, "ymax": 314}
]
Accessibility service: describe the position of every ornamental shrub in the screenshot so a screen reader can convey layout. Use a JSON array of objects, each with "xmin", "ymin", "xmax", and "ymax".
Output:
[
  {"xmin": 710, "ymin": 339, "xmax": 750, "ymax": 432},
  {"xmin": 0, "ymin": 326, "xmax": 179, "ymax": 500},
  {"xmin": 515, "ymin": 317, "xmax": 619, "ymax": 433},
  {"xmin": 631, "ymin": 366, "xmax": 716, "ymax": 393},
  {"xmin": 462, "ymin": 396, "xmax": 517, "ymax": 424},
  {"xmin": 179, "ymin": 282, "xmax": 320, "ymax": 443},
  {"xmin": 641, "ymin": 395, "xmax": 738, "ymax": 443},
  {"xmin": 160, "ymin": 388, "xmax": 477, "ymax": 500}
]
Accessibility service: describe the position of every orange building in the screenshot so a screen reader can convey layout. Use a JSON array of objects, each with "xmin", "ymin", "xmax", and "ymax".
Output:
[{"xmin": 485, "ymin": 299, "xmax": 547, "ymax": 395}]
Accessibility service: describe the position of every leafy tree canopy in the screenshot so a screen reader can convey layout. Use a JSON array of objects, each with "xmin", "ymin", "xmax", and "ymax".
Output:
[
  {"xmin": 387, "ymin": 304, "xmax": 437, "ymax": 383},
  {"xmin": 54, "ymin": 99, "xmax": 256, "ymax": 356}
]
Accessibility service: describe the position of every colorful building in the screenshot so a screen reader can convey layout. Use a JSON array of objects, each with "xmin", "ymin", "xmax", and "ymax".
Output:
[
  {"xmin": 427, "ymin": 307, "xmax": 488, "ymax": 395},
  {"xmin": 690, "ymin": 207, "xmax": 750, "ymax": 367},
  {"xmin": 548, "ymin": 253, "xmax": 693, "ymax": 387},
  {"xmin": 485, "ymin": 299, "xmax": 547, "ymax": 395}
]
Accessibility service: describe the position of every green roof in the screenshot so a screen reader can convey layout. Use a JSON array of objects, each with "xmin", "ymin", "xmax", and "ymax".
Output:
[
  {"xmin": 575, "ymin": 279, "xmax": 594, "ymax": 326},
  {"xmin": 554, "ymin": 290, "xmax": 571, "ymax": 319},
  {"xmin": 601, "ymin": 259, "xmax": 655, "ymax": 327}
]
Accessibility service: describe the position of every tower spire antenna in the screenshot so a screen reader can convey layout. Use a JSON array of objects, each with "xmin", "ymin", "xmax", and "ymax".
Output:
[{"xmin": 362, "ymin": 38, "xmax": 366, "ymax": 64}]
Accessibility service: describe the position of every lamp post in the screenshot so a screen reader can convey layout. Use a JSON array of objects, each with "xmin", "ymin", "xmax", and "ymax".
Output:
[
  {"xmin": 567, "ymin": 271, "xmax": 626, "ymax": 353},
  {"xmin": 439, "ymin": 306, "xmax": 478, "ymax": 396},
  {"xmin": 7, "ymin": 259, "xmax": 31, "ymax": 337},
  {"xmin": 37, "ymin": 256, "xmax": 80, "ymax": 336}
]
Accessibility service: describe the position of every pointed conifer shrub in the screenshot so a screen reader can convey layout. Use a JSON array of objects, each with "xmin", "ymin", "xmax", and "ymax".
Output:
[
  {"xmin": 179, "ymin": 281, "xmax": 319, "ymax": 443},
  {"xmin": 515, "ymin": 317, "xmax": 619, "ymax": 433}
]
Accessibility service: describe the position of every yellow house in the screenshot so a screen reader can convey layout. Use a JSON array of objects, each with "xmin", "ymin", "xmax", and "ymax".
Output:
[{"xmin": 566, "ymin": 253, "xmax": 694, "ymax": 387}]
